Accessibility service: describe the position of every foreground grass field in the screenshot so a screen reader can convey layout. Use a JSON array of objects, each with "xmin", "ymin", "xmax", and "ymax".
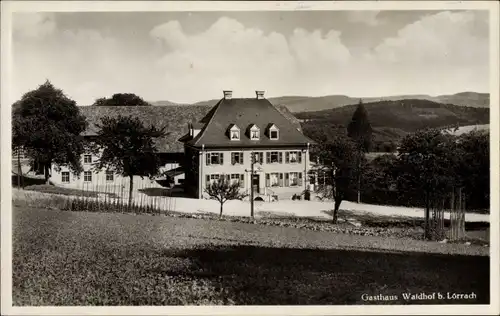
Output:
[{"xmin": 13, "ymin": 206, "xmax": 490, "ymax": 305}]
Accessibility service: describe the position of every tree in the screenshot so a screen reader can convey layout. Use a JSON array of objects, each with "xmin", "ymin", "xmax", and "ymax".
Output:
[
  {"xmin": 12, "ymin": 81, "xmax": 87, "ymax": 183},
  {"xmin": 92, "ymin": 93, "xmax": 151, "ymax": 106},
  {"xmin": 302, "ymin": 121, "xmax": 346, "ymax": 144},
  {"xmin": 347, "ymin": 99, "xmax": 373, "ymax": 203},
  {"xmin": 347, "ymin": 99, "xmax": 373, "ymax": 152},
  {"xmin": 314, "ymin": 135, "xmax": 361, "ymax": 223},
  {"xmin": 395, "ymin": 129, "xmax": 458, "ymax": 240},
  {"xmin": 94, "ymin": 115, "xmax": 167, "ymax": 205},
  {"xmin": 456, "ymin": 130, "xmax": 489, "ymax": 210},
  {"xmin": 204, "ymin": 176, "xmax": 248, "ymax": 218},
  {"xmin": 364, "ymin": 154, "xmax": 398, "ymax": 191}
]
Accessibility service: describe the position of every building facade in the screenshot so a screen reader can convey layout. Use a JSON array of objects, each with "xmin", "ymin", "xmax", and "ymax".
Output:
[
  {"xmin": 181, "ymin": 90, "xmax": 315, "ymax": 200},
  {"xmin": 50, "ymin": 146, "xmax": 183, "ymax": 191},
  {"xmin": 46, "ymin": 93, "xmax": 311, "ymax": 200}
]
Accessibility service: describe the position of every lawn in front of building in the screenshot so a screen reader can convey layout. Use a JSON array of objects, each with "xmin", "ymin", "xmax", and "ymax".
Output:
[{"xmin": 12, "ymin": 206, "xmax": 489, "ymax": 305}]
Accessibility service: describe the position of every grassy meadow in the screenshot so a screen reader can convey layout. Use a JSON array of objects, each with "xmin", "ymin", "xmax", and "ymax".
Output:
[{"xmin": 12, "ymin": 206, "xmax": 489, "ymax": 305}]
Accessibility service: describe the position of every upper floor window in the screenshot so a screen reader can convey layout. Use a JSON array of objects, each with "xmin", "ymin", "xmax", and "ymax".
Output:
[
  {"xmin": 268, "ymin": 124, "xmax": 279, "ymax": 140},
  {"xmin": 83, "ymin": 155, "xmax": 92, "ymax": 164},
  {"xmin": 266, "ymin": 151, "xmax": 283, "ymax": 164},
  {"xmin": 251, "ymin": 152, "xmax": 264, "ymax": 164},
  {"xmin": 206, "ymin": 152, "xmax": 224, "ymax": 166},
  {"xmin": 231, "ymin": 152, "xmax": 244, "ymax": 165},
  {"xmin": 286, "ymin": 151, "xmax": 302, "ymax": 164},
  {"xmin": 249, "ymin": 124, "xmax": 260, "ymax": 140}
]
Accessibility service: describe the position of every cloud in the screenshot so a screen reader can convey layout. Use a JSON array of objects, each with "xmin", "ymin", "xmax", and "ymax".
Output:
[
  {"xmin": 365, "ymin": 10, "xmax": 489, "ymax": 95},
  {"xmin": 373, "ymin": 11, "xmax": 488, "ymax": 65},
  {"xmin": 150, "ymin": 17, "xmax": 352, "ymax": 101},
  {"xmin": 345, "ymin": 11, "xmax": 382, "ymax": 26},
  {"xmin": 13, "ymin": 13, "xmax": 56, "ymax": 39},
  {"xmin": 12, "ymin": 11, "xmax": 489, "ymax": 105}
]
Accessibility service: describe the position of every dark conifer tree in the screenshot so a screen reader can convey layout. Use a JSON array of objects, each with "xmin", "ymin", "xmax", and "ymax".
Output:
[
  {"xmin": 347, "ymin": 99, "xmax": 373, "ymax": 152},
  {"xmin": 347, "ymin": 100, "xmax": 373, "ymax": 203}
]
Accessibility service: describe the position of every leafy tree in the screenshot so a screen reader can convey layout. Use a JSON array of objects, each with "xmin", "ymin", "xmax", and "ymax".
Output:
[
  {"xmin": 204, "ymin": 177, "xmax": 248, "ymax": 218},
  {"xmin": 92, "ymin": 93, "xmax": 151, "ymax": 106},
  {"xmin": 456, "ymin": 130, "xmax": 489, "ymax": 210},
  {"xmin": 314, "ymin": 135, "xmax": 362, "ymax": 223},
  {"xmin": 302, "ymin": 121, "xmax": 346, "ymax": 144},
  {"xmin": 94, "ymin": 115, "xmax": 167, "ymax": 205},
  {"xmin": 363, "ymin": 154, "xmax": 398, "ymax": 192},
  {"xmin": 12, "ymin": 81, "xmax": 87, "ymax": 183},
  {"xmin": 395, "ymin": 129, "xmax": 458, "ymax": 240}
]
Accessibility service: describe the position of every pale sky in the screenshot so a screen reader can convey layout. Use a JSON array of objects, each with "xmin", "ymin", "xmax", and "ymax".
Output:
[{"xmin": 12, "ymin": 10, "xmax": 489, "ymax": 105}]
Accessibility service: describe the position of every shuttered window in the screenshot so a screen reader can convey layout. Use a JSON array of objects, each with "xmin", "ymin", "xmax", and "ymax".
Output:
[
  {"xmin": 285, "ymin": 151, "xmax": 302, "ymax": 164},
  {"xmin": 231, "ymin": 152, "xmax": 244, "ymax": 165},
  {"xmin": 206, "ymin": 153, "xmax": 224, "ymax": 165},
  {"xmin": 267, "ymin": 151, "xmax": 282, "ymax": 164}
]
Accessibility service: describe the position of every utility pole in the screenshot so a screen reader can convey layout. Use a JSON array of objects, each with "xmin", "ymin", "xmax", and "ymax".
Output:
[
  {"xmin": 245, "ymin": 151, "xmax": 256, "ymax": 218},
  {"xmin": 250, "ymin": 151, "xmax": 255, "ymax": 218}
]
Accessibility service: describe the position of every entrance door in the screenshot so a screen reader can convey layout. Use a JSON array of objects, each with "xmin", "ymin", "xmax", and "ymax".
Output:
[{"xmin": 252, "ymin": 174, "xmax": 260, "ymax": 194}]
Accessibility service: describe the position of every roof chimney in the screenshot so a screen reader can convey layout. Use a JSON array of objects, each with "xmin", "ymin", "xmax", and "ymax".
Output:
[
  {"xmin": 223, "ymin": 90, "xmax": 233, "ymax": 100},
  {"xmin": 256, "ymin": 90, "xmax": 265, "ymax": 99}
]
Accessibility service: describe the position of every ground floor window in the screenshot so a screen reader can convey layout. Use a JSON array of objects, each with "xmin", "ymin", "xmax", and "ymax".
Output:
[
  {"xmin": 266, "ymin": 172, "xmax": 303, "ymax": 187},
  {"xmin": 84, "ymin": 171, "xmax": 92, "ymax": 182},
  {"xmin": 288, "ymin": 172, "xmax": 300, "ymax": 186},
  {"xmin": 61, "ymin": 171, "xmax": 70, "ymax": 183},
  {"xmin": 106, "ymin": 170, "xmax": 114, "ymax": 182},
  {"xmin": 231, "ymin": 173, "xmax": 245, "ymax": 188},
  {"xmin": 205, "ymin": 174, "xmax": 220, "ymax": 188},
  {"xmin": 265, "ymin": 173, "xmax": 283, "ymax": 187},
  {"xmin": 206, "ymin": 173, "xmax": 244, "ymax": 188}
]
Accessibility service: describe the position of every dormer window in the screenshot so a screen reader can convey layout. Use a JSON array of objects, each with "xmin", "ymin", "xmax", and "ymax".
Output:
[
  {"xmin": 228, "ymin": 124, "xmax": 240, "ymax": 141},
  {"xmin": 249, "ymin": 124, "xmax": 260, "ymax": 140},
  {"xmin": 268, "ymin": 124, "xmax": 279, "ymax": 140},
  {"xmin": 231, "ymin": 130, "xmax": 240, "ymax": 140}
]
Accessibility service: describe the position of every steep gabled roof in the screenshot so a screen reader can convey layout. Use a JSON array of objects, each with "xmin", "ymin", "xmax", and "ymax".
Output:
[
  {"xmin": 186, "ymin": 98, "xmax": 314, "ymax": 148},
  {"xmin": 79, "ymin": 105, "xmax": 209, "ymax": 152},
  {"xmin": 79, "ymin": 103, "xmax": 304, "ymax": 152}
]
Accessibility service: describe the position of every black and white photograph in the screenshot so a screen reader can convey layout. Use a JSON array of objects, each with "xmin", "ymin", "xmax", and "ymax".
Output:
[{"xmin": 1, "ymin": 1, "xmax": 499, "ymax": 315}]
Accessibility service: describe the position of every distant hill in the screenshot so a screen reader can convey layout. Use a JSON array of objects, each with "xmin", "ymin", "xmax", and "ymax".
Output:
[
  {"xmin": 298, "ymin": 99, "xmax": 489, "ymax": 151},
  {"xmin": 297, "ymin": 99, "xmax": 489, "ymax": 132},
  {"xmin": 150, "ymin": 92, "xmax": 489, "ymax": 112}
]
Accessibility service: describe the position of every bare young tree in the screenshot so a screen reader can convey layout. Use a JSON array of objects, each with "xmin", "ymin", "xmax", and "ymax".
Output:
[{"xmin": 204, "ymin": 176, "xmax": 248, "ymax": 218}]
